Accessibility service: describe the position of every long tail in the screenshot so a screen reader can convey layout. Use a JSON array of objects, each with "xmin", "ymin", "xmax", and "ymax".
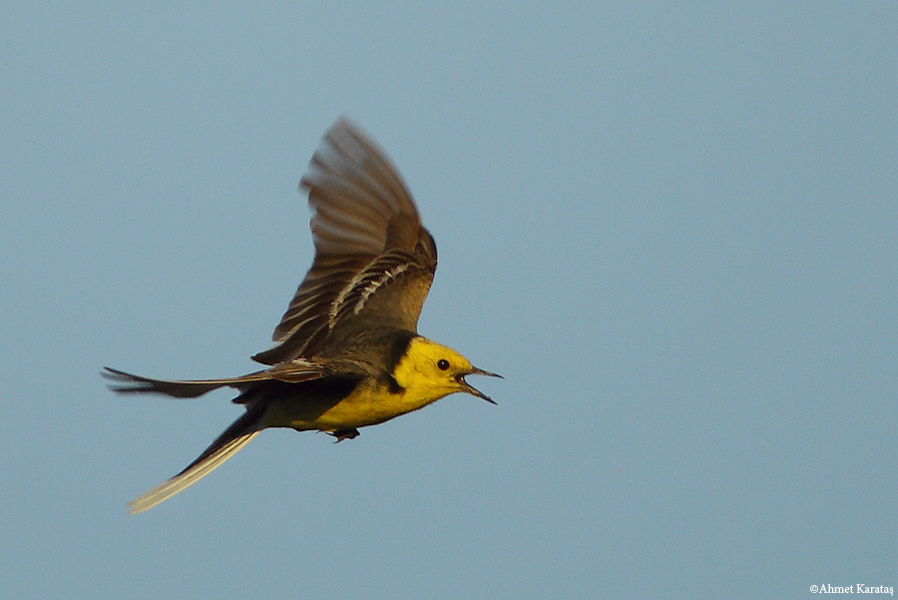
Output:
[
  {"xmin": 102, "ymin": 367, "xmax": 272, "ymax": 398},
  {"xmin": 127, "ymin": 402, "xmax": 266, "ymax": 514}
]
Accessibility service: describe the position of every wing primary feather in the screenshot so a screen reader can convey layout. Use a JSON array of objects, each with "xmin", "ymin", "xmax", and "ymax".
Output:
[
  {"xmin": 102, "ymin": 367, "xmax": 255, "ymax": 397},
  {"xmin": 103, "ymin": 361, "xmax": 330, "ymax": 397},
  {"xmin": 254, "ymin": 118, "xmax": 435, "ymax": 364}
]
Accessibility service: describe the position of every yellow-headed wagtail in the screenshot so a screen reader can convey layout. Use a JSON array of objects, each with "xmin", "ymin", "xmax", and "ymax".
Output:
[{"xmin": 105, "ymin": 118, "xmax": 500, "ymax": 514}]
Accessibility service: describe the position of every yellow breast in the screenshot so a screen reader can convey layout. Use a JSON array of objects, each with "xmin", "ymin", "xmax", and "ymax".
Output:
[{"xmin": 264, "ymin": 377, "xmax": 453, "ymax": 432}]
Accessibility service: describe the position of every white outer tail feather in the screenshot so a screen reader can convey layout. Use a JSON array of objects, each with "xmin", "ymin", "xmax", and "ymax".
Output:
[{"xmin": 127, "ymin": 431, "xmax": 261, "ymax": 514}]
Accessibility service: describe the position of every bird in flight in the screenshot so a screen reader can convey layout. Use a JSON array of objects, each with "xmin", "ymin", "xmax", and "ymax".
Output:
[{"xmin": 105, "ymin": 118, "xmax": 500, "ymax": 514}]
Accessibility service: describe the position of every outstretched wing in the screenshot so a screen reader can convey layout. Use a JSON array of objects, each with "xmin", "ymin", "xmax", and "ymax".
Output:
[
  {"xmin": 103, "ymin": 358, "xmax": 335, "ymax": 398},
  {"xmin": 252, "ymin": 118, "xmax": 437, "ymax": 365}
]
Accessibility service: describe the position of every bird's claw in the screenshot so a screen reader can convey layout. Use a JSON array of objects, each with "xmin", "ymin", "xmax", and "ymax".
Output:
[{"xmin": 330, "ymin": 428, "xmax": 360, "ymax": 442}]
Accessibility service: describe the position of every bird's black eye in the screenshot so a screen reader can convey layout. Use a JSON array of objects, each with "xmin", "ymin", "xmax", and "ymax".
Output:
[{"xmin": 437, "ymin": 359, "xmax": 450, "ymax": 370}]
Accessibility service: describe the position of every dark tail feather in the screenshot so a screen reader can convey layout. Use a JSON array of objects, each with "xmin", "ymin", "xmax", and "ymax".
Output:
[{"xmin": 127, "ymin": 402, "xmax": 267, "ymax": 514}]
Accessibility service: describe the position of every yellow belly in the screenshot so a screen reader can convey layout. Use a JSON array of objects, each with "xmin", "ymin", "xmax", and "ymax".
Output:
[{"xmin": 262, "ymin": 378, "xmax": 452, "ymax": 432}]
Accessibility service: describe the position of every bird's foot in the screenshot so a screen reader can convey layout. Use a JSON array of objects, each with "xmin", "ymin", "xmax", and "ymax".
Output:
[{"xmin": 330, "ymin": 428, "xmax": 360, "ymax": 442}]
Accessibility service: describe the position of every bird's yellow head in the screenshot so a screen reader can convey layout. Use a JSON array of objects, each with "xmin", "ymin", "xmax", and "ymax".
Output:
[{"xmin": 393, "ymin": 337, "xmax": 501, "ymax": 405}]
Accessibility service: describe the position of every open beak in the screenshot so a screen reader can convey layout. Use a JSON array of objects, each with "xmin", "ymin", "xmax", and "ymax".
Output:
[{"xmin": 458, "ymin": 366, "xmax": 503, "ymax": 405}]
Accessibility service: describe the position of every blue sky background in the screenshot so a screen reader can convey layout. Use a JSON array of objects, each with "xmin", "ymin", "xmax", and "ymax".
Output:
[{"xmin": 2, "ymin": 3, "xmax": 896, "ymax": 598}]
